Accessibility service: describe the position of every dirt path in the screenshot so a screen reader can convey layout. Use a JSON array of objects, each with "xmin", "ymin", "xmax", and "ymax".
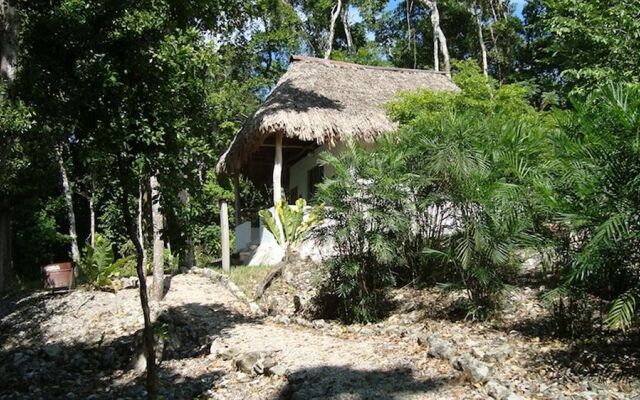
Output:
[{"xmin": 1, "ymin": 272, "xmax": 637, "ymax": 399}]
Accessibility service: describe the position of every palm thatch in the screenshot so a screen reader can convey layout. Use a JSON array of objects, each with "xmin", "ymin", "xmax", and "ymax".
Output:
[{"xmin": 216, "ymin": 55, "xmax": 459, "ymax": 176}]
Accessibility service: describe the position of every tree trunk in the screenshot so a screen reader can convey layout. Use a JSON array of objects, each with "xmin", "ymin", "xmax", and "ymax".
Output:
[
  {"xmin": 178, "ymin": 189, "xmax": 195, "ymax": 270},
  {"xmin": 421, "ymin": 0, "xmax": 450, "ymax": 76},
  {"xmin": 405, "ymin": 0, "xmax": 417, "ymax": 69},
  {"xmin": 501, "ymin": 0, "xmax": 509, "ymax": 20},
  {"xmin": 432, "ymin": 1, "xmax": 450, "ymax": 77},
  {"xmin": 0, "ymin": 0, "xmax": 18, "ymax": 291},
  {"xmin": 324, "ymin": 0, "xmax": 342, "ymax": 59},
  {"xmin": 150, "ymin": 175, "xmax": 164, "ymax": 302},
  {"xmin": 138, "ymin": 183, "xmax": 147, "ymax": 269},
  {"xmin": 272, "ymin": 132, "xmax": 285, "ymax": 243},
  {"xmin": 341, "ymin": 6, "xmax": 353, "ymax": 53},
  {"xmin": 89, "ymin": 195, "xmax": 96, "ymax": 246},
  {"xmin": 220, "ymin": 199, "xmax": 230, "ymax": 273},
  {"xmin": 0, "ymin": 0, "xmax": 17, "ymax": 83},
  {"xmin": 117, "ymin": 163, "xmax": 157, "ymax": 400},
  {"xmin": 56, "ymin": 146, "xmax": 81, "ymax": 265},
  {"xmin": 0, "ymin": 201, "xmax": 14, "ymax": 292},
  {"xmin": 473, "ymin": 2, "xmax": 489, "ymax": 79}
]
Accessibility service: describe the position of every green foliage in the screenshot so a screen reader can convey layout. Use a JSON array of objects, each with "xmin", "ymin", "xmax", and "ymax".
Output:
[
  {"xmin": 259, "ymin": 198, "xmax": 324, "ymax": 250},
  {"xmin": 549, "ymin": 84, "xmax": 640, "ymax": 331},
  {"xmin": 79, "ymin": 234, "xmax": 135, "ymax": 288},
  {"xmin": 523, "ymin": 0, "xmax": 640, "ymax": 98},
  {"xmin": 314, "ymin": 141, "xmax": 410, "ymax": 323},
  {"xmin": 316, "ymin": 62, "xmax": 553, "ymax": 321}
]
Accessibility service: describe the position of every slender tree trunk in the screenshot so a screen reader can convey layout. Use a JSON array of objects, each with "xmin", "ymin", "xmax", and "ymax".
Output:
[
  {"xmin": 432, "ymin": 22, "xmax": 439, "ymax": 71},
  {"xmin": 1, "ymin": 0, "xmax": 17, "ymax": 83},
  {"xmin": 421, "ymin": 0, "xmax": 450, "ymax": 76},
  {"xmin": 150, "ymin": 175, "xmax": 164, "ymax": 302},
  {"xmin": 473, "ymin": 2, "xmax": 489, "ymax": 79},
  {"xmin": 489, "ymin": 0, "xmax": 499, "ymax": 23},
  {"xmin": 89, "ymin": 195, "xmax": 96, "ymax": 246},
  {"xmin": 138, "ymin": 183, "xmax": 147, "ymax": 269},
  {"xmin": 0, "ymin": 0, "xmax": 18, "ymax": 290},
  {"xmin": 405, "ymin": 0, "xmax": 417, "ymax": 69},
  {"xmin": 0, "ymin": 201, "xmax": 14, "ymax": 292},
  {"xmin": 501, "ymin": 0, "xmax": 509, "ymax": 20},
  {"xmin": 178, "ymin": 189, "xmax": 195, "ymax": 270},
  {"xmin": 432, "ymin": 2, "xmax": 451, "ymax": 77},
  {"xmin": 324, "ymin": 0, "xmax": 342, "ymax": 59},
  {"xmin": 341, "ymin": 6, "xmax": 353, "ymax": 53},
  {"xmin": 56, "ymin": 146, "xmax": 81, "ymax": 265},
  {"xmin": 117, "ymin": 162, "xmax": 156, "ymax": 400}
]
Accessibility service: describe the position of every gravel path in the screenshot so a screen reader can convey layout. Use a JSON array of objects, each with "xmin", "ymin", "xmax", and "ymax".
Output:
[{"xmin": 1, "ymin": 272, "xmax": 637, "ymax": 399}]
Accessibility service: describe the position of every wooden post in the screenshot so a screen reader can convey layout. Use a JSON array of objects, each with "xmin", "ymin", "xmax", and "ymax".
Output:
[
  {"xmin": 233, "ymin": 174, "xmax": 241, "ymax": 224},
  {"xmin": 219, "ymin": 199, "xmax": 230, "ymax": 272},
  {"xmin": 273, "ymin": 132, "xmax": 283, "ymax": 205}
]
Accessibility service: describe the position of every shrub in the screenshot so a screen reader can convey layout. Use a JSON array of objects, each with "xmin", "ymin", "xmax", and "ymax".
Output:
[
  {"xmin": 259, "ymin": 197, "xmax": 324, "ymax": 261},
  {"xmin": 79, "ymin": 234, "xmax": 135, "ymax": 288},
  {"xmin": 313, "ymin": 142, "xmax": 411, "ymax": 322},
  {"xmin": 549, "ymin": 84, "xmax": 640, "ymax": 331},
  {"xmin": 314, "ymin": 61, "xmax": 553, "ymax": 321}
]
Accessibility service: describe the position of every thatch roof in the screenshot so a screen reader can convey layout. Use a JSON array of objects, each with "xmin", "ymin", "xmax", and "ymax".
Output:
[{"xmin": 216, "ymin": 55, "xmax": 459, "ymax": 176}]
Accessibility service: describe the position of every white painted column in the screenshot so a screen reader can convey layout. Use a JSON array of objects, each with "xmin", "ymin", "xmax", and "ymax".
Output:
[
  {"xmin": 233, "ymin": 175, "xmax": 241, "ymax": 224},
  {"xmin": 219, "ymin": 199, "xmax": 230, "ymax": 272},
  {"xmin": 273, "ymin": 132, "xmax": 283, "ymax": 205}
]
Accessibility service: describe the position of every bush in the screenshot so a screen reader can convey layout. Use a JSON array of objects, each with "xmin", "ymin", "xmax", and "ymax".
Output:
[
  {"xmin": 314, "ymin": 61, "xmax": 553, "ymax": 321},
  {"xmin": 79, "ymin": 234, "xmax": 136, "ymax": 288},
  {"xmin": 314, "ymin": 142, "xmax": 410, "ymax": 322},
  {"xmin": 549, "ymin": 84, "xmax": 640, "ymax": 331}
]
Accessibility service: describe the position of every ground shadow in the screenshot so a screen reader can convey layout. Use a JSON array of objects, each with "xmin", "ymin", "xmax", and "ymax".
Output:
[
  {"xmin": 272, "ymin": 366, "xmax": 454, "ymax": 400},
  {"xmin": 525, "ymin": 335, "xmax": 640, "ymax": 383},
  {"xmin": 160, "ymin": 302, "xmax": 259, "ymax": 360},
  {"xmin": 0, "ymin": 291, "xmax": 259, "ymax": 398}
]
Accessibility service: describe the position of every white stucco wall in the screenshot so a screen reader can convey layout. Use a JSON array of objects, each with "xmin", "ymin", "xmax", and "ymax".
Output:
[{"xmin": 288, "ymin": 143, "xmax": 344, "ymax": 200}]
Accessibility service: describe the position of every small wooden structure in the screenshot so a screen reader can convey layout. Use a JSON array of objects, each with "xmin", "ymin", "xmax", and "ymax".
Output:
[
  {"xmin": 216, "ymin": 55, "xmax": 459, "ymax": 263},
  {"xmin": 42, "ymin": 262, "xmax": 75, "ymax": 291}
]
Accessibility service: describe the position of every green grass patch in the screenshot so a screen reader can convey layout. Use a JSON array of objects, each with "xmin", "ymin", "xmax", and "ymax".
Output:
[{"xmin": 224, "ymin": 264, "xmax": 272, "ymax": 298}]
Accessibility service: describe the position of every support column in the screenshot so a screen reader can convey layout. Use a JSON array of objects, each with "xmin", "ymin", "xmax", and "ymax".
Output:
[
  {"xmin": 233, "ymin": 175, "xmax": 241, "ymax": 224},
  {"xmin": 219, "ymin": 199, "xmax": 230, "ymax": 272},
  {"xmin": 273, "ymin": 132, "xmax": 283, "ymax": 205}
]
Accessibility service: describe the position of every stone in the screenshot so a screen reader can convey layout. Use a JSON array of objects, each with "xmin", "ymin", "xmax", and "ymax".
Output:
[
  {"xmin": 234, "ymin": 351, "xmax": 276, "ymax": 376},
  {"xmin": 266, "ymin": 364, "xmax": 288, "ymax": 376},
  {"xmin": 312, "ymin": 319, "xmax": 327, "ymax": 329},
  {"xmin": 120, "ymin": 277, "xmax": 139, "ymax": 289},
  {"xmin": 471, "ymin": 347, "xmax": 485, "ymax": 360},
  {"xmin": 43, "ymin": 344, "xmax": 63, "ymax": 359},
  {"xmin": 485, "ymin": 346, "xmax": 513, "ymax": 363},
  {"xmin": 486, "ymin": 380, "xmax": 512, "ymax": 400},
  {"xmin": 249, "ymin": 302, "xmax": 263, "ymax": 316},
  {"xmin": 453, "ymin": 355, "xmax": 490, "ymax": 383},
  {"xmin": 425, "ymin": 335, "xmax": 455, "ymax": 360},
  {"xmin": 13, "ymin": 352, "xmax": 27, "ymax": 367}
]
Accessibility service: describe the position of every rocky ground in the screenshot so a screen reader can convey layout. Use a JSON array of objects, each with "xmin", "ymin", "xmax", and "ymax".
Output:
[{"xmin": 1, "ymin": 268, "xmax": 639, "ymax": 399}]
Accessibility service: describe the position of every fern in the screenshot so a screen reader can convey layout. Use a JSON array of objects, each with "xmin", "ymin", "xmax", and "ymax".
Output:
[{"xmin": 606, "ymin": 288, "xmax": 639, "ymax": 331}]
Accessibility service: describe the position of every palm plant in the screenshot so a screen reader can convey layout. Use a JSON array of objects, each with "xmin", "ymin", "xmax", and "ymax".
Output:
[
  {"xmin": 551, "ymin": 84, "xmax": 640, "ymax": 331},
  {"xmin": 259, "ymin": 197, "xmax": 324, "ymax": 261}
]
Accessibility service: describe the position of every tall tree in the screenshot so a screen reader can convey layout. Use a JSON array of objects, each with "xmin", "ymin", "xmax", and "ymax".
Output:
[
  {"xmin": 150, "ymin": 175, "xmax": 165, "ymax": 301},
  {"xmin": 522, "ymin": 0, "xmax": 640, "ymax": 98},
  {"xmin": 325, "ymin": 0, "xmax": 343, "ymax": 59},
  {"xmin": 0, "ymin": 0, "xmax": 21, "ymax": 291},
  {"xmin": 418, "ymin": 0, "xmax": 450, "ymax": 75}
]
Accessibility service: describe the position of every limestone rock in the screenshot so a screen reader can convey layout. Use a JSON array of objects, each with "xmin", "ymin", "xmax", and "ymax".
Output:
[
  {"xmin": 486, "ymin": 380, "xmax": 512, "ymax": 400},
  {"xmin": 453, "ymin": 355, "xmax": 491, "ymax": 383},
  {"xmin": 425, "ymin": 335, "xmax": 455, "ymax": 360}
]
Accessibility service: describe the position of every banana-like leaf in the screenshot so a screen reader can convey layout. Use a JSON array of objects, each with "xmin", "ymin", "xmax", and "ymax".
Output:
[{"xmin": 259, "ymin": 207, "xmax": 284, "ymax": 246}]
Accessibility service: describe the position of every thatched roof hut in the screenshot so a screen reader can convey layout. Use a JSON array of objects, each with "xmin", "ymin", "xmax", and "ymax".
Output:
[{"xmin": 216, "ymin": 55, "xmax": 459, "ymax": 177}]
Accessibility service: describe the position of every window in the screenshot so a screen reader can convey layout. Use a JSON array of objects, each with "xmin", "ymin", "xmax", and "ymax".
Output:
[{"xmin": 307, "ymin": 165, "xmax": 324, "ymax": 199}]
